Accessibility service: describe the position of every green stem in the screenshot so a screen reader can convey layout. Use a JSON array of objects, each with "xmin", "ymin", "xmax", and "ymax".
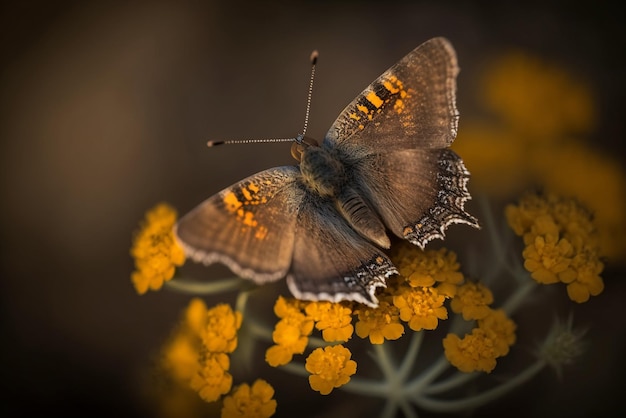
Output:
[
  {"xmin": 404, "ymin": 355, "xmax": 449, "ymax": 394},
  {"xmin": 373, "ymin": 343, "xmax": 396, "ymax": 381},
  {"xmin": 414, "ymin": 360, "xmax": 547, "ymax": 413},
  {"xmin": 397, "ymin": 330, "xmax": 424, "ymax": 382},
  {"xmin": 502, "ymin": 279, "xmax": 537, "ymax": 315},
  {"xmin": 423, "ymin": 371, "xmax": 478, "ymax": 395},
  {"xmin": 164, "ymin": 276, "xmax": 248, "ymax": 294}
]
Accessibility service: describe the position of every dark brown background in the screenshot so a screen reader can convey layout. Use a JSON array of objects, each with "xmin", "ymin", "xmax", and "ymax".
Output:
[{"xmin": 1, "ymin": 1, "xmax": 624, "ymax": 417}]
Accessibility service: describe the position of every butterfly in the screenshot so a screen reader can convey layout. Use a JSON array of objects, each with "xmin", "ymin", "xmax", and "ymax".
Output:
[{"xmin": 174, "ymin": 37, "xmax": 479, "ymax": 308}]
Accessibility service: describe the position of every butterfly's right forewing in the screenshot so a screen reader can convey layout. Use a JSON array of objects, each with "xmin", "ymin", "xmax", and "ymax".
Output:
[{"xmin": 175, "ymin": 166, "xmax": 304, "ymax": 283}]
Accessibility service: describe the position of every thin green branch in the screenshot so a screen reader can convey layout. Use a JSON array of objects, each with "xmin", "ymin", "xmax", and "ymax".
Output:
[
  {"xmin": 164, "ymin": 276, "xmax": 248, "ymax": 294},
  {"xmin": 423, "ymin": 370, "xmax": 478, "ymax": 395},
  {"xmin": 373, "ymin": 343, "xmax": 397, "ymax": 381},
  {"xmin": 414, "ymin": 360, "xmax": 547, "ymax": 413},
  {"xmin": 502, "ymin": 279, "xmax": 537, "ymax": 315},
  {"xmin": 404, "ymin": 355, "xmax": 450, "ymax": 395},
  {"xmin": 397, "ymin": 330, "xmax": 424, "ymax": 382}
]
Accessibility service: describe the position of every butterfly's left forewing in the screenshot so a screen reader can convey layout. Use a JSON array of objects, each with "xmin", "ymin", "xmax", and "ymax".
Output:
[
  {"xmin": 325, "ymin": 37, "xmax": 459, "ymax": 153},
  {"xmin": 175, "ymin": 166, "xmax": 303, "ymax": 283}
]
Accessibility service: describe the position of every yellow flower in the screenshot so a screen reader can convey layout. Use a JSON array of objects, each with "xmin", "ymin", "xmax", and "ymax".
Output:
[
  {"xmin": 273, "ymin": 296, "xmax": 305, "ymax": 319},
  {"xmin": 190, "ymin": 352, "xmax": 233, "ymax": 402},
  {"xmin": 477, "ymin": 309, "xmax": 517, "ymax": 357},
  {"xmin": 510, "ymin": 193, "xmax": 605, "ymax": 302},
  {"xmin": 266, "ymin": 297, "xmax": 314, "ymax": 367},
  {"xmin": 505, "ymin": 193, "xmax": 551, "ymax": 237},
  {"xmin": 443, "ymin": 329, "xmax": 497, "ymax": 373},
  {"xmin": 202, "ymin": 304, "xmax": 243, "ymax": 354},
  {"xmin": 305, "ymin": 301, "xmax": 354, "ymax": 342},
  {"xmin": 265, "ymin": 314, "xmax": 314, "ymax": 367},
  {"xmin": 354, "ymin": 300, "xmax": 404, "ymax": 344},
  {"xmin": 392, "ymin": 245, "xmax": 463, "ymax": 294},
  {"xmin": 305, "ymin": 345, "xmax": 357, "ymax": 395},
  {"xmin": 393, "ymin": 286, "xmax": 448, "ymax": 331},
  {"xmin": 130, "ymin": 203, "xmax": 185, "ymax": 294},
  {"xmin": 450, "ymin": 282, "xmax": 494, "ymax": 321},
  {"xmin": 566, "ymin": 251, "xmax": 605, "ymax": 303},
  {"xmin": 221, "ymin": 379, "xmax": 277, "ymax": 418},
  {"xmin": 523, "ymin": 234, "xmax": 574, "ymax": 284}
]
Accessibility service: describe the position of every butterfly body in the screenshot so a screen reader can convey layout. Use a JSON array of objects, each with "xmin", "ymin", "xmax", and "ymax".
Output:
[{"xmin": 175, "ymin": 38, "xmax": 479, "ymax": 307}]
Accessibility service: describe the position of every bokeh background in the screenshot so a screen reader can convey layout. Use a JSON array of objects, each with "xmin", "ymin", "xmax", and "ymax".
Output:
[{"xmin": 1, "ymin": 1, "xmax": 624, "ymax": 417}]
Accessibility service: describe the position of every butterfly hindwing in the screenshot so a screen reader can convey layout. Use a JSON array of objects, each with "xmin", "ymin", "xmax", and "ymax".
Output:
[
  {"xmin": 325, "ymin": 37, "xmax": 459, "ymax": 153},
  {"xmin": 174, "ymin": 166, "xmax": 303, "ymax": 283},
  {"xmin": 352, "ymin": 148, "xmax": 478, "ymax": 247},
  {"xmin": 287, "ymin": 193, "xmax": 397, "ymax": 307}
]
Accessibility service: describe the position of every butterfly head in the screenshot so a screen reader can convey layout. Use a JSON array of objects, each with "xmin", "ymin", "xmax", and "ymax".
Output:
[{"xmin": 290, "ymin": 134, "xmax": 319, "ymax": 162}]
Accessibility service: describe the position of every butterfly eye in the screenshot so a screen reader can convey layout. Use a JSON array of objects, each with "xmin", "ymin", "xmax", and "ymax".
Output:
[
  {"xmin": 291, "ymin": 136, "xmax": 320, "ymax": 162},
  {"xmin": 290, "ymin": 141, "xmax": 304, "ymax": 162}
]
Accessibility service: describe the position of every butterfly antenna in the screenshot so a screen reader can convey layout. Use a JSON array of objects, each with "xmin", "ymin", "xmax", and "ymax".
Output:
[
  {"xmin": 297, "ymin": 50, "xmax": 318, "ymax": 143},
  {"xmin": 207, "ymin": 50, "xmax": 319, "ymax": 148}
]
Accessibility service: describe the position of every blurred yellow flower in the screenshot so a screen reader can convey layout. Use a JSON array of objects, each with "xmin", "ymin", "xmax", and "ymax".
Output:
[
  {"xmin": 161, "ymin": 298, "xmax": 207, "ymax": 384},
  {"xmin": 532, "ymin": 142, "xmax": 626, "ymax": 258},
  {"xmin": 185, "ymin": 297, "xmax": 210, "ymax": 336},
  {"xmin": 221, "ymin": 379, "xmax": 277, "ymax": 418},
  {"xmin": 130, "ymin": 203, "xmax": 185, "ymax": 294},
  {"xmin": 454, "ymin": 49, "xmax": 626, "ymax": 261},
  {"xmin": 162, "ymin": 332, "xmax": 202, "ymax": 384},
  {"xmin": 305, "ymin": 345, "xmax": 357, "ymax": 395},
  {"xmin": 481, "ymin": 51, "xmax": 595, "ymax": 139}
]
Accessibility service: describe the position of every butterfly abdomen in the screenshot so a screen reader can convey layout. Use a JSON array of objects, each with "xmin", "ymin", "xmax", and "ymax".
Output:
[{"xmin": 299, "ymin": 146, "xmax": 346, "ymax": 197}]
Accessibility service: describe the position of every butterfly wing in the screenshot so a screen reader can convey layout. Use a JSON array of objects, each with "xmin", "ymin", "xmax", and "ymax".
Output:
[
  {"xmin": 352, "ymin": 148, "xmax": 478, "ymax": 247},
  {"xmin": 174, "ymin": 166, "xmax": 303, "ymax": 283},
  {"xmin": 324, "ymin": 37, "xmax": 478, "ymax": 247},
  {"xmin": 325, "ymin": 37, "xmax": 459, "ymax": 153},
  {"xmin": 287, "ymin": 194, "xmax": 397, "ymax": 308}
]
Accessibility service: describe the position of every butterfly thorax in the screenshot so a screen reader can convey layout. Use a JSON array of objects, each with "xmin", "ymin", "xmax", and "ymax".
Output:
[
  {"xmin": 299, "ymin": 144, "xmax": 391, "ymax": 249},
  {"xmin": 299, "ymin": 145, "xmax": 346, "ymax": 197}
]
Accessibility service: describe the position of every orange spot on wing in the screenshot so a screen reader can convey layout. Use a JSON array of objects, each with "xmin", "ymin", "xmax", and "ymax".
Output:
[
  {"xmin": 366, "ymin": 91, "xmax": 384, "ymax": 108},
  {"xmin": 223, "ymin": 192, "xmax": 243, "ymax": 213}
]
